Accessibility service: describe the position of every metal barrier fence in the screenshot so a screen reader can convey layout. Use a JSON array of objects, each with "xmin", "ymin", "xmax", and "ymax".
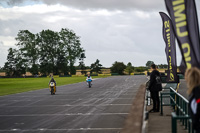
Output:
[{"xmin": 160, "ymin": 87, "xmax": 194, "ymax": 133}]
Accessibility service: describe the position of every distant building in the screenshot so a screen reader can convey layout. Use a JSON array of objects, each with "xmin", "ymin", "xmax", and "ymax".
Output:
[
  {"xmin": 75, "ymin": 68, "xmax": 111, "ymax": 75},
  {"xmin": 0, "ymin": 72, "xmax": 6, "ymax": 76},
  {"xmin": 101, "ymin": 69, "xmax": 111, "ymax": 74}
]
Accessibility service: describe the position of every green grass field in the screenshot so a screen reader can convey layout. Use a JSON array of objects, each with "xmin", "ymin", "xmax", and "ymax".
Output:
[{"xmin": 0, "ymin": 76, "xmax": 109, "ymax": 96}]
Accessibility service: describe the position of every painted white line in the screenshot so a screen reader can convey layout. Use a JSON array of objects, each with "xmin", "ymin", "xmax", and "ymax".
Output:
[
  {"xmin": 0, "ymin": 98, "xmax": 134, "ymax": 101},
  {"xmin": 0, "ymin": 113, "xmax": 129, "ymax": 117},
  {"xmin": 1, "ymin": 128, "xmax": 123, "ymax": 132},
  {"xmin": 4, "ymin": 104, "xmax": 132, "ymax": 107},
  {"xmin": 11, "ymin": 129, "xmax": 20, "ymax": 131}
]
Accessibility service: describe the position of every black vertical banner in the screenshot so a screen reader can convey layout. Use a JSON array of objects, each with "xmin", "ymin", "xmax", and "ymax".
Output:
[
  {"xmin": 186, "ymin": 0, "xmax": 200, "ymax": 66},
  {"xmin": 165, "ymin": 0, "xmax": 200, "ymax": 70},
  {"xmin": 159, "ymin": 12, "xmax": 178, "ymax": 83}
]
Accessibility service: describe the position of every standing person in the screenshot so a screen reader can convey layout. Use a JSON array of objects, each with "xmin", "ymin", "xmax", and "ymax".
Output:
[
  {"xmin": 148, "ymin": 64, "xmax": 162, "ymax": 112},
  {"xmin": 185, "ymin": 67, "xmax": 200, "ymax": 133}
]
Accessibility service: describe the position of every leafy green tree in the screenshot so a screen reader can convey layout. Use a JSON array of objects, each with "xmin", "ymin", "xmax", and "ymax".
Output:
[
  {"xmin": 78, "ymin": 53, "xmax": 86, "ymax": 75},
  {"xmin": 4, "ymin": 28, "xmax": 85, "ymax": 76},
  {"xmin": 15, "ymin": 30, "xmax": 39, "ymax": 75},
  {"xmin": 110, "ymin": 61, "xmax": 126, "ymax": 75},
  {"xmin": 134, "ymin": 66, "xmax": 147, "ymax": 72},
  {"xmin": 4, "ymin": 48, "xmax": 15, "ymax": 76},
  {"xmin": 146, "ymin": 61, "xmax": 155, "ymax": 68},
  {"xmin": 38, "ymin": 29, "xmax": 60, "ymax": 75},
  {"xmin": 90, "ymin": 59, "xmax": 102, "ymax": 74},
  {"xmin": 56, "ymin": 53, "xmax": 69, "ymax": 75},
  {"xmin": 38, "ymin": 29, "xmax": 84, "ymax": 75},
  {"xmin": 157, "ymin": 64, "xmax": 168, "ymax": 69},
  {"xmin": 0, "ymin": 67, "xmax": 5, "ymax": 72},
  {"xmin": 59, "ymin": 28, "xmax": 84, "ymax": 75},
  {"xmin": 13, "ymin": 51, "xmax": 27, "ymax": 76},
  {"xmin": 4, "ymin": 48, "xmax": 27, "ymax": 76},
  {"xmin": 125, "ymin": 62, "xmax": 134, "ymax": 75}
]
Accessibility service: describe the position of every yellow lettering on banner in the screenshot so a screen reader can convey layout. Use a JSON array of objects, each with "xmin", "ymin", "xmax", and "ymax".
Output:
[
  {"xmin": 170, "ymin": 73, "xmax": 174, "ymax": 81},
  {"xmin": 169, "ymin": 56, "xmax": 172, "ymax": 69},
  {"xmin": 173, "ymin": 4, "xmax": 186, "ymax": 22},
  {"xmin": 166, "ymin": 29, "xmax": 170, "ymax": 33},
  {"xmin": 186, "ymin": 61, "xmax": 191, "ymax": 69},
  {"xmin": 173, "ymin": 4, "xmax": 188, "ymax": 37},
  {"xmin": 169, "ymin": 56, "xmax": 174, "ymax": 81},
  {"xmin": 164, "ymin": 20, "xmax": 171, "ymax": 47},
  {"xmin": 168, "ymin": 38, "xmax": 171, "ymax": 47},
  {"xmin": 182, "ymin": 43, "xmax": 191, "ymax": 68},
  {"xmin": 185, "ymin": 56, "xmax": 191, "ymax": 62},
  {"xmin": 164, "ymin": 20, "xmax": 170, "ymax": 28},
  {"xmin": 176, "ymin": 21, "xmax": 188, "ymax": 37},
  {"xmin": 164, "ymin": 18, "xmax": 175, "ymax": 81},
  {"xmin": 172, "ymin": 0, "xmax": 184, "ymax": 6},
  {"xmin": 167, "ymin": 34, "xmax": 171, "ymax": 46},
  {"xmin": 182, "ymin": 43, "xmax": 190, "ymax": 57},
  {"xmin": 170, "ymin": 65, "xmax": 172, "ymax": 70},
  {"xmin": 172, "ymin": 1, "xmax": 192, "ymax": 69},
  {"xmin": 167, "ymin": 33, "xmax": 170, "ymax": 37}
]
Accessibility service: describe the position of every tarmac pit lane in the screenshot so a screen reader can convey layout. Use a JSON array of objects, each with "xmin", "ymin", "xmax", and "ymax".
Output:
[{"xmin": 0, "ymin": 75, "xmax": 147, "ymax": 133}]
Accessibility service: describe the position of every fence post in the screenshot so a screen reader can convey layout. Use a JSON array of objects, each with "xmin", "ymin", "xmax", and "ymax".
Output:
[
  {"xmin": 168, "ymin": 87, "xmax": 192, "ymax": 133},
  {"xmin": 160, "ymin": 93, "xmax": 163, "ymax": 115},
  {"xmin": 188, "ymin": 120, "xmax": 191, "ymax": 133},
  {"xmin": 171, "ymin": 89, "xmax": 175, "ymax": 110},
  {"xmin": 170, "ymin": 88, "xmax": 173, "ymax": 105},
  {"xmin": 176, "ymin": 94, "xmax": 179, "ymax": 115},
  {"xmin": 171, "ymin": 113, "xmax": 177, "ymax": 133},
  {"xmin": 185, "ymin": 102, "xmax": 188, "ymax": 129}
]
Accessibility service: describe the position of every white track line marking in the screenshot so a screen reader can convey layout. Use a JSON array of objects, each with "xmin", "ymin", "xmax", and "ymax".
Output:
[
  {"xmin": 1, "ymin": 128, "xmax": 123, "ymax": 132},
  {"xmin": 0, "ymin": 113, "xmax": 129, "ymax": 117},
  {"xmin": 2, "ymin": 104, "xmax": 132, "ymax": 107},
  {"xmin": 0, "ymin": 98, "xmax": 134, "ymax": 101}
]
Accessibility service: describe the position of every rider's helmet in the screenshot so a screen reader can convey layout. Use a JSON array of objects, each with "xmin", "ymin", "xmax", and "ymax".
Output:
[{"xmin": 51, "ymin": 77, "xmax": 55, "ymax": 82}]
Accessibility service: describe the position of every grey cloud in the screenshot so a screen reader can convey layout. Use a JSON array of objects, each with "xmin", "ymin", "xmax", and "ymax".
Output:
[
  {"xmin": 0, "ymin": 0, "xmax": 26, "ymax": 6},
  {"xmin": 40, "ymin": 0, "xmax": 165, "ymax": 11},
  {"xmin": 0, "ymin": 42, "xmax": 10, "ymax": 67},
  {"xmin": 1, "ymin": 0, "xmax": 198, "ymax": 67},
  {"xmin": 1, "ymin": 0, "xmax": 200, "ymax": 11},
  {"xmin": 0, "ymin": 20, "xmax": 24, "ymax": 36},
  {"xmin": 6, "ymin": 0, "xmax": 24, "ymax": 6},
  {"xmin": 0, "ymin": 5, "xmax": 168, "ymax": 67},
  {"xmin": 1, "ymin": 0, "xmax": 165, "ymax": 11},
  {"xmin": 0, "ymin": 0, "xmax": 38, "ymax": 6}
]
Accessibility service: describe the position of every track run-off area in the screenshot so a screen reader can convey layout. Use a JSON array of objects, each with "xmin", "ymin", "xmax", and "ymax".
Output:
[{"xmin": 0, "ymin": 75, "xmax": 147, "ymax": 133}]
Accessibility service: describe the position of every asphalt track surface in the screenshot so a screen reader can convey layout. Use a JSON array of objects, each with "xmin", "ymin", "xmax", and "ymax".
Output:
[{"xmin": 0, "ymin": 76, "xmax": 147, "ymax": 133}]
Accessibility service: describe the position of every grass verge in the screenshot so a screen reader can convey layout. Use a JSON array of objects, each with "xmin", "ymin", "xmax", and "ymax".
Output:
[{"xmin": 0, "ymin": 76, "xmax": 109, "ymax": 96}]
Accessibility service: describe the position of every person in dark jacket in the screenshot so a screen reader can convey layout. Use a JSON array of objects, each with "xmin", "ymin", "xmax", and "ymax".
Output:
[
  {"xmin": 148, "ymin": 64, "xmax": 161, "ymax": 112},
  {"xmin": 185, "ymin": 67, "xmax": 200, "ymax": 133}
]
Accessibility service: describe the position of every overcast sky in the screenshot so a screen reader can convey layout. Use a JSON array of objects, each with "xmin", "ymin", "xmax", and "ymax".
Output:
[{"xmin": 0, "ymin": 0, "xmax": 200, "ymax": 67}]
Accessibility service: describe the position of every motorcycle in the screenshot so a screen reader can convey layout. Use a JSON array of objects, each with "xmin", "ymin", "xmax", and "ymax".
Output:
[
  {"xmin": 49, "ymin": 82, "xmax": 56, "ymax": 95},
  {"xmin": 86, "ymin": 79, "xmax": 92, "ymax": 88}
]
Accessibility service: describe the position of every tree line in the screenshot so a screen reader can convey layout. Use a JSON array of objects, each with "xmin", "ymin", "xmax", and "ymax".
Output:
[
  {"xmin": 4, "ymin": 29, "xmax": 84, "ymax": 76},
  {"xmin": 1, "ymin": 28, "xmax": 168, "ymax": 77}
]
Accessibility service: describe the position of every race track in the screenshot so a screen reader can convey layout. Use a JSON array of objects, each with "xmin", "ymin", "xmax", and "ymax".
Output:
[{"xmin": 0, "ymin": 75, "xmax": 147, "ymax": 133}]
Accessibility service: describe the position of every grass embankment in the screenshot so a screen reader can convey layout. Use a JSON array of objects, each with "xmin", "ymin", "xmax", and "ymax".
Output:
[{"xmin": 0, "ymin": 76, "xmax": 109, "ymax": 96}]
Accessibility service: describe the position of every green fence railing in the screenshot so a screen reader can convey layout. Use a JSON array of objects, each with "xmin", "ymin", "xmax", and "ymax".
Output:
[{"xmin": 160, "ymin": 87, "xmax": 193, "ymax": 133}]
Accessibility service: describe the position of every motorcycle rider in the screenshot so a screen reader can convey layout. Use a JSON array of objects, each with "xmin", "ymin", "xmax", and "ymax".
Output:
[
  {"xmin": 49, "ymin": 77, "xmax": 56, "ymax": 86},
  {"xmin": 86, "ymin": 74, "xmax": 92, "ymax": 85},
  {"xmin": 49, "ymin": 77, "xmax": 56, "ymax": 92}
]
